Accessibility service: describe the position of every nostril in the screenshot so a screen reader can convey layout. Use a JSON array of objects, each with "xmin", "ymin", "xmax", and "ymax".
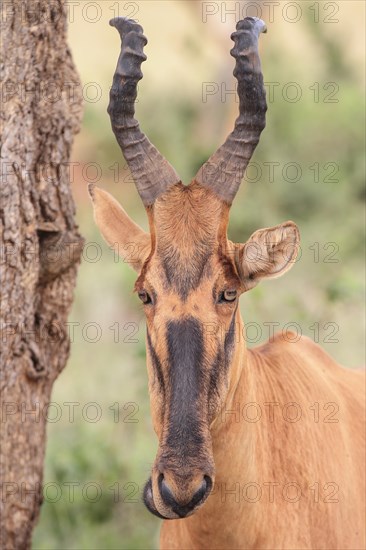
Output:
[
  {"xmin": 159, "ymin": 474, "xmax": 177, "ymax": 509},
  {"xmin": 191, "ymin": 475, "xmax": 212, "ymax": 508},
  {"xmin": 204, "ymin": 474, "xmax": 213, "ymax": 493}
]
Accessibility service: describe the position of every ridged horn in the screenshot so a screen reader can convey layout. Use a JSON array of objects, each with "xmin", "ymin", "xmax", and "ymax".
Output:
[
  {"xmin": 108, "ymin": 18, "xmax": 180, "ymax": 206},
  {"xmin": 195, "ymin": 17, "xmax": 267, "ymax": 204}
]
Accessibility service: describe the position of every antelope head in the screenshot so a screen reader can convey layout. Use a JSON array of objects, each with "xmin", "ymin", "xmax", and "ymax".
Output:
[{"xmin": 90, "ymin": 17, "xmax": 300, "ymax": 519}]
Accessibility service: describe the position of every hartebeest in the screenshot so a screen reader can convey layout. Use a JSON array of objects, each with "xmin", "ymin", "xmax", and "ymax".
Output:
[{"xmin": 89, "ymin": 17, "xmax": 365, "ymax": 549}]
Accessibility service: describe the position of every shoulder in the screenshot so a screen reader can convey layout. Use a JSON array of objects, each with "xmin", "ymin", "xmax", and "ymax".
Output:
[{"xmin": 250, "ymin": 331, "xmax": 341, "ymax": 373}]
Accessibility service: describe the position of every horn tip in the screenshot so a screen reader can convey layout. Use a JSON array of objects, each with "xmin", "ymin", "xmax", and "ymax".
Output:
[
  {"xmin": 109, "ymin": 16, "xmax": 130, "ymax": 27},
  {"xmin": 236, "ymin": 17, "xmax": 267, "ymax": 35},
  {"xmin": 109, "ymin": 17, "xmax": 143, "ymax": 35}
]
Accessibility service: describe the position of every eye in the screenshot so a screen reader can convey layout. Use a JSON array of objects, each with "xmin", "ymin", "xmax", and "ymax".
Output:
[
  {"xmin": 219, "ymin": 289, "xmax": 237, "ymax": 303},
  {"xmin": 138, "ymin": 290, "xmax": 152, "ymax": 305}
]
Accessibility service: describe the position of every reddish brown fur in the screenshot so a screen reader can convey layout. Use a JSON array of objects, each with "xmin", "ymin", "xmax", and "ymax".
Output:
[
  {"xmin": 90, "ymin": 181, "xmax": 365, "ymax": 549},
  {"xmin": 161, "ymin": 327, "xmax": 365, "ymax": 548}
]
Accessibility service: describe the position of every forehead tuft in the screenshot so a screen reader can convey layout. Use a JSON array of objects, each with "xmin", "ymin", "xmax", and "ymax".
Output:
[
  {"xmin": 155, "ymin": 183, "xmax": 224, "ymax": 299},
  {"xmin": 153, "ymin": 182, "xmax": 224, "ymax": 248},
  {"xmin": 137, "ymin": 182, "xmax": 234, "ymax": 299}
]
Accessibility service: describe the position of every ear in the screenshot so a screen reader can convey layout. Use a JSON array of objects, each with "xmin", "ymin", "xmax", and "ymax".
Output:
[
  {"xmin": 88, "ymin": 184, "xmax": 150, "ymax": 272},
  {"xmin": 236, "ymin": 221, "xmax": 300, "ymax": 291}
]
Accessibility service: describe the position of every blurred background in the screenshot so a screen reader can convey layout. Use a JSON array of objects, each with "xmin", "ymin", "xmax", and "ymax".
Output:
[{"xmin": 32, "ymin": 1, "xmax": 365, "ymax": 548}]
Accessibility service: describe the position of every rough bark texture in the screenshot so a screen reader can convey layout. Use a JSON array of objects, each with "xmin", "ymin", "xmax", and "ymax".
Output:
[{"xmin": 0, "ymin": 1, "xmax": 83, "ymax": 548}]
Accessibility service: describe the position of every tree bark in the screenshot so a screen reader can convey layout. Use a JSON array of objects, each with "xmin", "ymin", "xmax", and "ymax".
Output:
[{"xmin": 0, "ymin": 1, "xmax": 83, "ymax": 548}]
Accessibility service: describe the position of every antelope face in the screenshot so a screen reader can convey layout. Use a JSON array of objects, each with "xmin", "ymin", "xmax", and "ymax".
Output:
[
  {"xmin": 136, "ymin": 184, "xmax": 239, "ymax": 519},
  {"xmin": 90, "ymin": 17, "xmax": 300, "ymax": 519}
]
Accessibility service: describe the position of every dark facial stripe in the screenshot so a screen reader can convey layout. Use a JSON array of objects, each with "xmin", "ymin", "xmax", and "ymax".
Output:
[
  {"xmin": 224, "ymin": 306, "xmax": 237, "ymax": 361},
  {"xmin": 217, "ymin": 244, "xmax": 241, "ymax": 288},
  {"xmin": 208, "ymin": 307, "xmax": 237, "ymax": 408},
  {"xmin": 160, "ymin": 248, "xmax": 212, "ymax": 301},
  {"xmin": 207, "ymin": 351, "xmax": 221, "ymax": 415},
  {"xmin": 165, "ymin": 317, "xmax": 205, "ymax": 454},
  {"xmin": 146, "ymin": 329, "xmax": 165, "ymax": 397}
]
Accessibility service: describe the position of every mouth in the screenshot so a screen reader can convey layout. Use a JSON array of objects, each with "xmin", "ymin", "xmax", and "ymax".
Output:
[{"xmin": 143, "ymin": 475, "xmax": 213, "ymax": 520}]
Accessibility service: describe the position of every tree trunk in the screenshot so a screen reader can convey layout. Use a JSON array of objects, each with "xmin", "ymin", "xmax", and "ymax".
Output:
[{"xmin": 0, "ymin": 1, "xmax": 83, "ymax": 548}]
